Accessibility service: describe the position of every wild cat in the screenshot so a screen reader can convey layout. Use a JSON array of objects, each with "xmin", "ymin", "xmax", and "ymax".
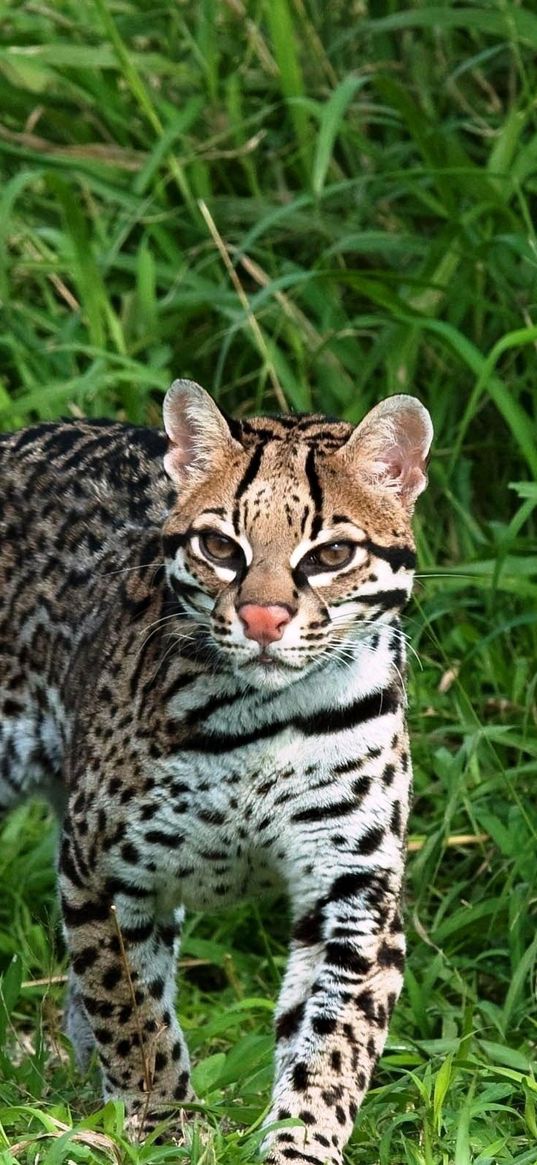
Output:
[{"xmin": 0, "ymin": 381, "xmax": 432, "ymax": 1163}]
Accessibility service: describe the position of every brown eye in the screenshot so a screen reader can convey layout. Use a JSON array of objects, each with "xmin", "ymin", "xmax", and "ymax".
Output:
[
  {"xmin": 302, "ymin": 542, "xmax": 355, "ymax": 573},
  {"xmin": 198, "ymin": 531, "xmax": 244, "ymax": 570}
]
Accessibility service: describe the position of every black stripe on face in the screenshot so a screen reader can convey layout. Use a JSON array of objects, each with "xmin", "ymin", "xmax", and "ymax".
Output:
[
  {"xmin": 305, "ymin": 447, "xmax": 323, "ymax": 538},
  {"xmin": 232, "ymin": 441, "xmax": 265, "ymax": 530},
  {"xmin": 363, "ymin": 540, "xmax": 416, "ymax": 572},
  {"xmin": 168, "ymin": 575, "xmax": 207, "ymax": 605},
  {"xmin": 353, "ymin": 589, "xmax": 409, "ymax": 610}
]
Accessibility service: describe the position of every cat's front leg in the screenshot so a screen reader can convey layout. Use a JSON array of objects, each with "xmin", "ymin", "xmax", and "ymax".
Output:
[
  {"xmin": 59, "ymin": 825, "xmax": 194, "ymax": 1137},
  {"xmin": 263, "ymin": 856, "xmax": 405, "ymax": 1165}
]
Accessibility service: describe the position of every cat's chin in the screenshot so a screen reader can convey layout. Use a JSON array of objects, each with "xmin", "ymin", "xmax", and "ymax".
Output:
[{"xmin": 233, "ymin": 656, "xmax": 308, "ymax": 692}]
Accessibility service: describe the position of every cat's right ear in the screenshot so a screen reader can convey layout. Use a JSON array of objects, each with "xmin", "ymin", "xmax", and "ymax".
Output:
[{"xmin": 163, "ymin": 380, "xmax": 242, "ymax": 484}]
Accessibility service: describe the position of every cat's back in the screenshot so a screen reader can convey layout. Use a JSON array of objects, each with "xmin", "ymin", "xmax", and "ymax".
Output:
[
  {"xmin": 0, "ymin": 418, "xmax": 174, "ymax": 807},
  {"xmin": 0, "ymin": 417, "xmax": 172, "ymax": 681},
  {"xmin": 1, "ymin": 418, "xmax": 171, "ymax": 547}
]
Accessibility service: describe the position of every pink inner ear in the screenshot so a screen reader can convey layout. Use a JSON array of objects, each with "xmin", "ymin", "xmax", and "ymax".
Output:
[
  {"xmin": 372, "ymin": 410, "xmax": 430, "ymax": 501},
  {"xmin": 163, "ymin": 415, "xmax": 197, "ymax": 477},
  {"xmin": 384, "ymin": 450, "xmax": 404, "ymax": 479},
  {"xmin": 168, "ymin": 427, "xmax": 196, "ymax": 467}
]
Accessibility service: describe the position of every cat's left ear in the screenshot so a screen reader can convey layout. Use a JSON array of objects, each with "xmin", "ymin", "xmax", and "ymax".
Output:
[
  {"xmin": 163, "ymin": 379, "xmax": 243, "ymax": 484},
  {"xmin": 334, "ymin": 395, "xmax": 433, "ymax": 506}
]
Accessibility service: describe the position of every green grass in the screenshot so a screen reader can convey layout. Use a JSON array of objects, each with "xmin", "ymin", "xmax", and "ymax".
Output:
[{"xmin": 1, "ymin": 0, "xmax": 537, "ymax": 1161}]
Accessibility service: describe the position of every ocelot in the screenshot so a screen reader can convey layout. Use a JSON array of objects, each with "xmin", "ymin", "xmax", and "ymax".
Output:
[{"xmin": 0, "ymin": 381, "xmax": 432, "ymax": 1164}]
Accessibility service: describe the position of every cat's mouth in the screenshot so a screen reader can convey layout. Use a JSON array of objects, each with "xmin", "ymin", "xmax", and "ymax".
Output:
[
  {"xmin": 232, "ymin": 645, "xmax": 307, "ymax": 690},
  {"xmin": 241, "ymin": 649, "xmax": 296, "ymax": 671}
]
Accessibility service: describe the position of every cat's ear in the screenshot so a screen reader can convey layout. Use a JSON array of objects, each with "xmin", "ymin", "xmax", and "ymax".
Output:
[
  {"xmin": 335, "ymin": 395, "xmax": 433, "ymax": 506},
  {"xmin": 163, "ymin": 380, "xmax": 242, "ymax": 483}
]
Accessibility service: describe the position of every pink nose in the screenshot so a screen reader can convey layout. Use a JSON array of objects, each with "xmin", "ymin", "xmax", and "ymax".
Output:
[{"xmin": 238, "ymin": 603, "xmax": 293, "ymax": 645}]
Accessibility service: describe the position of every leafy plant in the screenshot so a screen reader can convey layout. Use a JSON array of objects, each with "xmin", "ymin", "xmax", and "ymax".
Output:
[{"xmin": 1, "ymin": 1, "xmax": 536, "ymax": 1162}]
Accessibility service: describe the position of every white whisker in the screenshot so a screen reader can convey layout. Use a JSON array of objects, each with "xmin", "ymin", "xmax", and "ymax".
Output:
[{"xmin": 99, "ymin": 559, "xmax": 164, "ymax": 578}]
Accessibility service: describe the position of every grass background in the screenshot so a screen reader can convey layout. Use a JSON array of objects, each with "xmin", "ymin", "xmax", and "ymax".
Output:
[{"xmin": 1, "ymin": 0, "xmax": 537, "ymax": 1162}]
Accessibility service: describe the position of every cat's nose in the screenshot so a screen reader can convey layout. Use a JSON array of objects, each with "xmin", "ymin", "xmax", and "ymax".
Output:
[{"xmin": 238, "ymin": 603, "xmax": 293, "ymax": 645}]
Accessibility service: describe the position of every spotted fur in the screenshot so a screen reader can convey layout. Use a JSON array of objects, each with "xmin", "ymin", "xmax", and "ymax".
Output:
[{"xmin": 0, "ymin": 381, "xmax": 432, "ymax": 1163}]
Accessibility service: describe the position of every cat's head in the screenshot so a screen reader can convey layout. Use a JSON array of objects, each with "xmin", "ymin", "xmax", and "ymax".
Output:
[{"xmin": 161, "ymin": 380, "xmax": 433, "ymax": 691}]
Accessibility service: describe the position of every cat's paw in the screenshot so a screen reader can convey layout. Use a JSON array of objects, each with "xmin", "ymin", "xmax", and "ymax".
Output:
[
  {"xmin": 262, "ymin": 1137, "xmax": 340, "ymax": 1165},
  {"xmin": 123, "ymin": 1102, "xmax": 192, "ymax": 1144},
  {"xmin": 263, "ymin": 1153, "xmax": 338, "ymax": 1165}
]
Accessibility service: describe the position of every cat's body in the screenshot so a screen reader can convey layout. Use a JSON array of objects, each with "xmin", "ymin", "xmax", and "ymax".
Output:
[{"xmin": 0, "ymin": 382, "xmax": 432, "ymax": 1164}]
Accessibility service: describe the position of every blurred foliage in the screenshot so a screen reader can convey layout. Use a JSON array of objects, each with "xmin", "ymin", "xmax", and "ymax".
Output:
[{"xmin": 0, "ymin": 1, "xmax": 536, "ymax": 1162}]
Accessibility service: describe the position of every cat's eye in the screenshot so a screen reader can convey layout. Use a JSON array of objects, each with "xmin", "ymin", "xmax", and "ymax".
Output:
[
  {"xmin": 301, "ymin": 541, "xmax": 355, "ymax": 573},
  {"xmin": 198, "ymin": 531, "xmax": 244, "ymax": 570}
]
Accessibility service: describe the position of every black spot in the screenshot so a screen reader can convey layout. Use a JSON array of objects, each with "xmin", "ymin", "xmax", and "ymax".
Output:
[
  {"xmin": 358, "ymin": 824, "xmax": 384, "ymax": 855},
  {"xmin": 292, "ymin": 1061, "xmax": 310, "ymax": 1091},
  {"xmin": 72, "ymin": 946, "xmax": 98, "ymax": 974},
  {"xmin": 148, "ymin": 977, "xmax": 165, "ymax": 999},
  {"xmin": 197, "ymin": 808, "xmax": 226, "ymax": 826},
  {"xmin": 293, "ymin": 907, "xmax": 323, "ymax": 945},
  {"xmin": 276, "ymin": 1001, "xmax": 305, "ymax": 1041},
  {"xmin": 378, "ymin": 941, "xmax": 404, "ymax": 971},
  {"xmin": 325, "ymin": 942, "xmax": 371, "ymax": 976},
  {"xmin": 353, "ymin": 775, "xmax": 372, "ymax": 801},
  {"xmin": 120, "ymin": 841, "xmax": 140, "ymax": 865},
  {"xmin": 84, "ymin": 996, "xmax": 114, "ymax": 1019},
  {"xmin": 382, "ymin": 763, "xmax": 396, "ymax": 786},
  {"xmin": 145, "ymin": 829, "xmax": 184, "ymax": 848},
  {"xmin": 326, "ymin": 869, "xmax": 375, "ymax": 903},
  {"xmin": 174, "ymin": 1070, "xmax": 190, "ymax": 1099},
  {"xmin": 94, "ymin": 1026, "xmax": 113, "ymax": 1045},
  {"xmin": 311, "ymin": 1014, "xmax": 337, "ymax": 1035},
  {"xmin": 299, "ymin": 1110, "xmax": 315, "ymax": 1126},
  {"xmin": 390, "ymin": 800, "xmax": 402, "ymax": 836},
  {"xmin": 355, "ymin": 989, "xmax": 375, "ymax": 1019},
  {"xmin": 102, "ymin": 966, "xmax": 122, "ymax": 991}
]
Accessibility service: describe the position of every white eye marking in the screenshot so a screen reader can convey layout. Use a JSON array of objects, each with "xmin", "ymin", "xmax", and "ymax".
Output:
[{"xmin": 304, "ymin": 550, "xmax": 368, "ymax": 587}]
